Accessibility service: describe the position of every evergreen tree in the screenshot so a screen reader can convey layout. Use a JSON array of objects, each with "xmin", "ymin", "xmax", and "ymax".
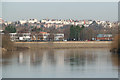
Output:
[
  {"xmin": 70, "ymin": 25, "xmax": 75, "ymax": 40},
  {"xmin": 5, "ymin": 26, "xmax": 16, "ymax": 33},
  {"xmin": 69, "ymin": 25, "xmax": 85, "ymax": 41},
  {"xmin": 75, "ymin": 25, "xmax": 81, "ymax": 40}
]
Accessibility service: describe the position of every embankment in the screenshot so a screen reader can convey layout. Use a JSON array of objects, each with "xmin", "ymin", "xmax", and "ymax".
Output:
[{"xmin": 15, "ymin": 41, "xmax": 112, "ymax": 49}]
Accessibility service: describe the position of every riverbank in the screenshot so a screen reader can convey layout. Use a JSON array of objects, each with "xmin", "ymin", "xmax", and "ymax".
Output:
[
  {"xmin": 15, "ymin": 41, "xmax": 112, "ymax": 49},
  {"xmin": 110, "ymin": 34, "xmax": 120, "ymax": 53}
]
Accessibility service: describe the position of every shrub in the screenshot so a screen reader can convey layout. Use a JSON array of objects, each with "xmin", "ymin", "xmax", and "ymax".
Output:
[{"xmin": 2, "ymin": 34, "xmax": 15, "ymax": 51}]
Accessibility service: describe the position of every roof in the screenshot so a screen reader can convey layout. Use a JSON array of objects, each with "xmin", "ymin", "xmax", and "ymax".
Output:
[{"xmin": 40, "ymin": 32, "xmax": 48, "ymax": 34}]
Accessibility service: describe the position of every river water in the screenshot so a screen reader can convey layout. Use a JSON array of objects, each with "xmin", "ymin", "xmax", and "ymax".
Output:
[{"xmin": 1, "ymin": 48, "xmax": 118, "ymax": 78}]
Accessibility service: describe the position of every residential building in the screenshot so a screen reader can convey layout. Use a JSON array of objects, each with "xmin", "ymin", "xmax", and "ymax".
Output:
[
  {"xmin": 28, "ymin": 19, "xmax": 38, "ymax": 23},
  {"xmin": 96, "ymin": 34, "xmax": 113, "ymax": 41},
  {"xmin": 54, "ymin": 33, "xmax": 64, "ymax": 41},
  {"xmin": 9, "ymin": 33, "xmax": 18, "ymax": 41},
  {"xmin": 9, "ymin": 33, "xmax": 31, "ymax": 41},
  {"xmin": 19, "ymin": 20, "xmax": 27, "ymax": 24}
]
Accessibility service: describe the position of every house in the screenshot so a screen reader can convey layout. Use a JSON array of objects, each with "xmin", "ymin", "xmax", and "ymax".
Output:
[
  {"xmin": 31, "ymin": 32, "xmax": 49, "ymax": 41},
  {"xmin": 19, "ymin": 20, "xmax": 27, "ymax": 24},
  {"xmin": 9, "ymin": 33, "xmax": 31, "ymax": 41},
  {"xmin": 28, "ymin": 19, "xmax": 38, "ymax": 23},
  {"xmin": 54, "ymin": 33, "xmax": 64, "ymax": 41},
  {"xmin": 9, "ymin": 32, "xmax": 64, "ymax": 42},
  {"xmin": 19, "ymin": 33, "xmax": 31, "ymax": 41},
  {"xmin": 96, "ymin": 34, "xmax": 113, "ymax": 41},
  {"xmin": 39, "ymin": 32, "xmax": 49, "ymax": 41},
  {"xmin": 9, "ymin": 33, "xmax": 18, "ymax": 41}
]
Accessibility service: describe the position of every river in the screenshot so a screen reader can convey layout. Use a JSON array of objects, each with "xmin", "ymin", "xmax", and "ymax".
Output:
[{"xmin": 1, "ymin": 48, "xmax": 118, "ymax": 78}]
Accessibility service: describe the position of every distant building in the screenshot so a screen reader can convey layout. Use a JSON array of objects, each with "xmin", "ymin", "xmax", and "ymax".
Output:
[
  {"xmin": 9, "ymin": 33, "xmax": 31, "ymax": 41},
  {"xmin": 19, "ymin": 20, "xmax": 27, "ymax": 24},
  {"xmin": 28, "ymin": 19, "xmax": 38, "ymax": 23},
  {"xmin": 31, "ymin": 32, "xmax": 50, "ymax": 41},
  {"xmin": 9, "ymin": 33, "xmax": 18, "ymax": 41},
  {"xmin": 39, "ymin": 32, "xmax": 49, "ymax": 41},
  {"xmin": 96, "ymin": 34, "xmax": 113, "ymax": 41},
  {"xmin": 9, "ymin": 32, "xmax": 64, "ymax": 42},
  {"xmin": 54, "ymin": 33, "xmax": 64, "ymax": 41},
  {"xmin": 19, "ymin": 33, "xmax": 31, "ymax": 41}
]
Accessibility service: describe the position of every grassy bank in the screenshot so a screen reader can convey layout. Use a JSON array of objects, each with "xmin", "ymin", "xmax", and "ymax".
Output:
[{"xmin": 15, "ymin": 41, "xmax": 112, "ymax": 49}]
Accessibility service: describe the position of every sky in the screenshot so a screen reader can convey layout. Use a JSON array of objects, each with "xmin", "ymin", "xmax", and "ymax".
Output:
[
  {"xmin": 1, "ymin": 2, "xmax": 119, "ymax": 22},
  {"xmin": 1, "ymin": 0, "xmax": 120, "ymax": 2}
]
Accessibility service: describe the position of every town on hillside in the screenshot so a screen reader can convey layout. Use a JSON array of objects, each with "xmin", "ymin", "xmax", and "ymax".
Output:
[{"xmin": 0, "ymin": 18, "xmax": 119, "ymax": 42}]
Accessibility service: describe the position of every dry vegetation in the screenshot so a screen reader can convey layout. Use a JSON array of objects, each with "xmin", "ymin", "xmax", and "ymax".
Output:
[
  {"xmin": 2, "ymin": 34, "xmax": 29, "ymax": 52},
  {"xmin": 2, "ymin": 34, "xmax": 15, "ymax": 51},
  {"xmin": 111, "ymin": 34, "xmax": 120, "ymax": 53}
]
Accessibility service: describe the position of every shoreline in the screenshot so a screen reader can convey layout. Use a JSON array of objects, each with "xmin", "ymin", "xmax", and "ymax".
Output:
[
  {"xmin": 15, "ymin": 41, "xmax": 112, "ymax": 43},
  {"xmin": 15, "ymin": 41, "xmax": 112, "ymax": 49}
]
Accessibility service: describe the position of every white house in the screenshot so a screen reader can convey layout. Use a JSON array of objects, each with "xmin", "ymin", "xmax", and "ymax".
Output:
[
  {"xmin": 19, "ymin": 20, "xmax": 27, "ymax": 24},
  {"xmin": 9, "ymin": 33, "xmax": 31, "ymax": 41},
  {"xmin": 54, "ymin": 33, "xmax": 64, "ymax": 41},
  {"xmin": 9, "ymin": 33, "xmax": 18, "ymax": 41},
  {"xmin": 28, "ymin": 19, "xmax": 38, "ymax": 23},
  {"xmin": 19, "ymin": 33, "xmax": 31, "ymax": 41}
]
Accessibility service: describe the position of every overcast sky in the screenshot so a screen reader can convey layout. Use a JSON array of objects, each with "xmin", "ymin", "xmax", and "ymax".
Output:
[
  {"xmin": 1, "ymin": 2, "xmax": 119, "ymax": 22},
  {"xmin": 1, "ymin": 0, "xmax": 120, "ymax": 2}
]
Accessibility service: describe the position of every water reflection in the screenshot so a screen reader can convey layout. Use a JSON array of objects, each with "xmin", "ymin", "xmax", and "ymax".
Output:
[{"xmin": 2, "ymin": 48, "xmax": 118, "ymax": 78}]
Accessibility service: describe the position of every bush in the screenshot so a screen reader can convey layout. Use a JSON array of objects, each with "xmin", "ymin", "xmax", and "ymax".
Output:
[{"xmin": 2, "ymin": 34, "xmax": 15, "ymax": 51}]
